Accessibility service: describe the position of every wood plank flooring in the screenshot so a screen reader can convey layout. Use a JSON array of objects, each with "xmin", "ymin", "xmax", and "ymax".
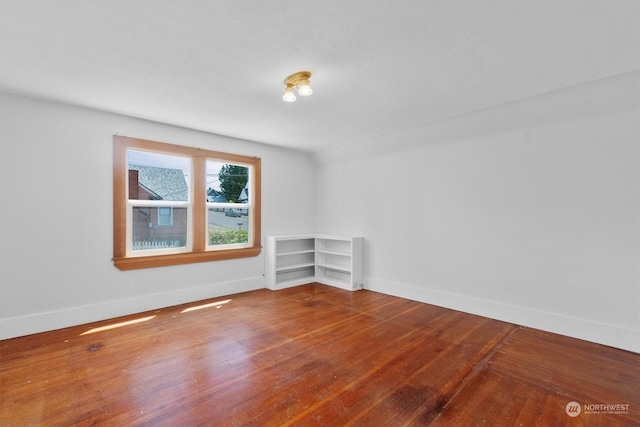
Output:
[{"xmin": 1, "ymin": 283, "xmax": 638, "ymax": 426}]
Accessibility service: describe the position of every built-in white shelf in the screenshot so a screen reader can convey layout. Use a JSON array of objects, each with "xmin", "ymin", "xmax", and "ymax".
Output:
[{"xmin": 265, "ymin": 234, "xmax": 364, "ymax": 291}]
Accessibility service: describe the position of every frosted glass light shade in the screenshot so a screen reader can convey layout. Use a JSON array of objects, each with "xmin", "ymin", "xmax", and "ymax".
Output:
[
  {"xmin": 297, "ymin": 81, "xmax": 313, "ymax": 96},
  {"xmin": 282, "ymin": 87, "xmax": 296, "ymax": 102}
]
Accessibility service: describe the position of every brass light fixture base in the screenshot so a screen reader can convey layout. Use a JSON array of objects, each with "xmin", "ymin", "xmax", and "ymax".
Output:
[
  {"xmin": 282, "ymin": 70, "xmax": 313, "ymax": 102},
  {"xmin": 284, "ymin": 71, "xmax": 312, "ymax": 87}
]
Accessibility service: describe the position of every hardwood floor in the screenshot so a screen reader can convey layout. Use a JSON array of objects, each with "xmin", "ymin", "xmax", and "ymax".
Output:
[{"xmin": 1, "ymin": 283, "xmax": 638, "ymax": 426}]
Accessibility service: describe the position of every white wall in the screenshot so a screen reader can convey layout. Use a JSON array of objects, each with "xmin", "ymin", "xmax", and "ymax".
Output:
[
  {"xmin": 314, "ymin": 71, "xmax": 640, "ymax": 353},
  {"xmin": 2, "ymin": 72, "xmax": 638, "ymax": 353},
  {"xmin": 0, "ymin": 93, "xmax": 316, "ymax": 339}
]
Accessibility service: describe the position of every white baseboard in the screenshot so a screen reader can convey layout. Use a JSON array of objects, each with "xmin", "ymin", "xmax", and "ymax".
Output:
[
  {"xmin": 0, "ymin": 277, "xmax": 264, "ymax": 340},
  {"xmin": 365, "ymin": 277, "xmax": 640, "ymax": 354}
]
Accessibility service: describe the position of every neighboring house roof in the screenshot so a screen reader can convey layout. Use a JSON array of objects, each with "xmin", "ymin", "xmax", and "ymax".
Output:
[
  {"xmin": 237, "ymin": 183, "xmax": 249, "ymax": 203},
  {"xmin": 207, "ymin": 188, "xmax": 228, "ymax": 203},
  {"xmin": 129, "ymin": 165, "xmax": 188, "ymax": 201}
]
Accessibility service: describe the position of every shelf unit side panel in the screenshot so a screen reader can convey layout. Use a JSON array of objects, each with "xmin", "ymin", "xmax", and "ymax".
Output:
[
  {"xmin": 265, "ymin": 236, "xmax": 278, "ymax": 290},
  {"xmin": 351, "ymin": 237, "xmax": 364, "ymax": 290}
]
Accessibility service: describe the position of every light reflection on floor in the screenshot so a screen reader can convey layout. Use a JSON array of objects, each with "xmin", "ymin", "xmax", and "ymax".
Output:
[
  {"xmin": 181, "ymin": 299, "xmax": 232, "ymax": 313},
  {"xmin": 79, "ymin": 315, "xmax": 157, "ymax": 335}
]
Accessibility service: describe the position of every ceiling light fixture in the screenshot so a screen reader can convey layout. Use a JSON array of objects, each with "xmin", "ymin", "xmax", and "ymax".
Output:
[{"xmin": 282, "ymin": 71, "xmax": 313, "ymax": 102}]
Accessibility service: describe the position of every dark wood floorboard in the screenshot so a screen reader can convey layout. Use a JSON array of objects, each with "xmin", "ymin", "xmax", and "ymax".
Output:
[{"xmin": 1, "ymin": 283, "xmax": 638, "ymax": 426}]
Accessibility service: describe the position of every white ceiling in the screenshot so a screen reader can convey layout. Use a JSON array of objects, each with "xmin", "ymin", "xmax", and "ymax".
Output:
[{"xmin": 0, "ymin": 1, "xmax": 638, "ymax": 152}]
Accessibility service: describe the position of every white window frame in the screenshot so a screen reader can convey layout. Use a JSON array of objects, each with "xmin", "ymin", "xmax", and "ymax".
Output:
[{"xmin": 206, "ymin": 160, "xmax": 253, "ymax": 251}]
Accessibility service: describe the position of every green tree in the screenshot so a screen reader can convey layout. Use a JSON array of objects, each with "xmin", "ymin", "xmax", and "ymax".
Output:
[{"xmin": 218, "ymin": 164, "xmax": 248, "ymax": 202}]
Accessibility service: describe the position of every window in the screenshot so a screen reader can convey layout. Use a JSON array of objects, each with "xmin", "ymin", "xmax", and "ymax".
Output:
[
  {"xmin": 157, "ymin": 207, "xmax": 173, "ymax": 226},
  {"xmin": 113, "ymin": 135, "xmax": 261, "ymax": 270}
]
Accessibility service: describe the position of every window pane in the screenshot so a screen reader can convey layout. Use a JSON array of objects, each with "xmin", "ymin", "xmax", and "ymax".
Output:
[
  {"xmin": 208, "ymin": 207, "xmax": 249, "ymax": 246},
  {"xmin": 157, "ymin": 207, "xmax": 173, "ymax": 226},
  {"xmin": 128, "ymin": 150, "xmax": 190, "ymax": 201},
  {"xmin": 131, "ymin": 206, "xmax": 187, "ymax": 251},
  {"xmin": 206, "ymin": 160, "xmax": 249, "ymax": 203}
]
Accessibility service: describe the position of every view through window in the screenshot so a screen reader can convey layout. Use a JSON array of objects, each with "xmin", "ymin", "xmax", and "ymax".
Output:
[{"xmin": 113, "ymin": 135, "xmax": 261, "ymax": 270}]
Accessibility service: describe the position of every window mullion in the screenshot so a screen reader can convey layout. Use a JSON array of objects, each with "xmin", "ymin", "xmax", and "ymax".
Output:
[
  {"xmin": 113, "ymin": 139, "xmax": 128, "ymax": 259},
  {"xmin": 192, "ymin": 155, "xmax": 206, "ymax": 252}
]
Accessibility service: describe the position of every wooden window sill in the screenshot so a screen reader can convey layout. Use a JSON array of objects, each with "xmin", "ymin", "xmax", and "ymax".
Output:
[{"xmin": 113, "ymin": 247, "xmax": 262, "ymax": 270}]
